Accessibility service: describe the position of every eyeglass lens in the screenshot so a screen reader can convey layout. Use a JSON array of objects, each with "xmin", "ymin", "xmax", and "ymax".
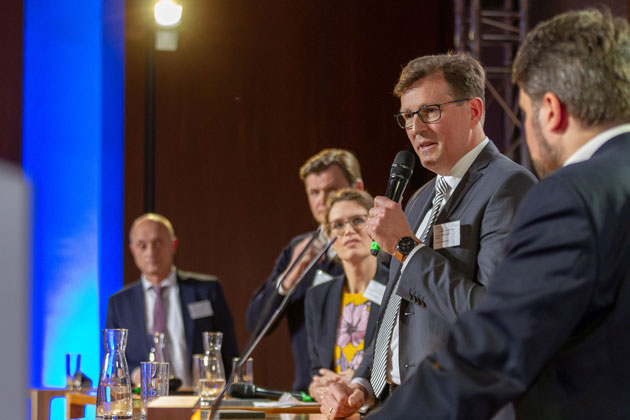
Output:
[
  {"xmin": 395, "ymin": 99, "xmax": 470, "ymax": 129},
  {"xmin": 396, "ymin": 105, "xmax": 441, "ymax": 128},
  {"xmin": 330, "ymin": 215, "xmax": 367, "ymax": 234}
]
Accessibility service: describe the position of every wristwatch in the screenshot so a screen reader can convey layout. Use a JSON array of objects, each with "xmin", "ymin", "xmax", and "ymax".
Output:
[{"xmin": 395, "ymin": 236, "xmax": 420, "ymax": 263}]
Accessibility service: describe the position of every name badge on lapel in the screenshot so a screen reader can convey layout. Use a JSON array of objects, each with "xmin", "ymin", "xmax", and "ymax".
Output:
[
  {"xmin": 312, "ymin": 269, "xmax": 334, "ymax": 287},
  {"xmin": 362, "ymin": 280, "xmax": 386, "ymax": 305},
  {"xmin": 188, "ymin": 300, "xmax": 213, "ymax": 320},
  {"xmin": 433, "ymin": 220, "xmax": 461, "ymax": 250}
]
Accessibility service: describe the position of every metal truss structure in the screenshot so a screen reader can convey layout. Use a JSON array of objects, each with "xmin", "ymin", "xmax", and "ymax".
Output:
[{"xmin": 454, "ymin": 0, "xmax": 530, "ymax": 165}]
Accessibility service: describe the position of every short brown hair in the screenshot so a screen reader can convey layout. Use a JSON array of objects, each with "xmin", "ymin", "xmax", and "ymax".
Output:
[
  {"xmin": 129, "ymin": 213, "xmax": 176, "ymax": 242},
  {"xmin": 299, "ymin": 149, "xmax": 362, "ymax": 186},
  {"xmin": 394, "ymin": 52, "xmax": 486, "ymax": 112},
  {"xmin": 513, "ymin": 8, "xmax": 630, "ymax": 128},
  {"xmin": 324, "ymin": 188, "xmax": 374, "ymax": 235}
]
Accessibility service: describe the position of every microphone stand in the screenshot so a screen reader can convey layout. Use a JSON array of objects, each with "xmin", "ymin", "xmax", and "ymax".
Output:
[
  {"xmin": 245, "ymin": 229, "xmax": 323, "ymax": 352},
  {"xmin": 209, "ymin": 234, "xmax": 337, "ymax": 419}
]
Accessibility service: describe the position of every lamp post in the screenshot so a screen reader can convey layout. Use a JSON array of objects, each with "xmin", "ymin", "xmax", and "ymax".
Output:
[{"xmin": 144, "ymin": 0, "xmax": 183, "ymax": 213}]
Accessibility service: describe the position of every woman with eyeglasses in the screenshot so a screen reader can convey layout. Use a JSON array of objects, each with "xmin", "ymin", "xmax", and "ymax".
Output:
[{"xmin": 305, "ymin": 188, "xmax": 388, "ymax": 402}]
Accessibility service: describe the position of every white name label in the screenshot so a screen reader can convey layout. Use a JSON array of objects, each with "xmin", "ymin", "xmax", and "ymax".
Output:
[
  {"xmin": 312, "ymin": 269, "xmax": 334, "ymax": 287},
  {"xmin": 433, "ymin": 220, "xmax": 461, "ymax": 249},
  {"xmin": 188, "ymin": 300, "xmax": 213, "ymax": 319},
  {"xmin": 363, "ymin": 280, "xmax": 386, "ymax": 305}
]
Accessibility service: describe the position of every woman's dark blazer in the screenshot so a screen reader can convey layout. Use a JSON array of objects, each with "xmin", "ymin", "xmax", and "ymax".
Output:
[{"xmin": 305, "ymin": 263, "xmax": 389, "ymax": 378}]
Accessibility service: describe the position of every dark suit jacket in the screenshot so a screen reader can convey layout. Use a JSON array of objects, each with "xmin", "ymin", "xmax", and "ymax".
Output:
[
  {"xmin": 367, "ymin": 133, "xmax": 630, "ymax": 420},
  {"xmin": 305, "ymin": 263, "xmax": 389, "ymax": 378},
  {"xmin": 105, "ymin": 270, "xmax": 239, "ymax": 378},
  {"xmin": 246, "ymin": 232, "xmax": 344, "ymax": 392},
  {"xmin": 355, "ymin": 141, "xmax": 537, "ymax": 390}
]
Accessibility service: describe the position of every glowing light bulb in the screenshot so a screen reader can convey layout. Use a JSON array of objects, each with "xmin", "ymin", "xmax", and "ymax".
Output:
[{"xmin": 154, "ymin": 0, "xmax": 183, "ymax": 28}]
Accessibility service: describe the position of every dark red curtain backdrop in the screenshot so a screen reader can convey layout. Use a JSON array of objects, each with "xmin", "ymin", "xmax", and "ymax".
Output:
[
  {"xmin": 121, "ymin": 0, "xmax": 628, "ymax": 390},
  {"xmin": 0, "ymin": 1, "xmax": 22, "ymax": 165},
  {"xmin": 2, "ymin": 0, "xmax": 626, "ymax": 392},
  {"xmin": 124, "ymin": 0, "xmax": 452, "ymax": 389}
]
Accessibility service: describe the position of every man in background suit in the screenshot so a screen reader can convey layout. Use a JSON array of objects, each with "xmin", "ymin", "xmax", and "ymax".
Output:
[
  {"xmin": 321, "ymin": 53, "xmax": 536, "ymax": 417},
  {"xmin": 246, "ymin": 149, "xmax": 364, "ymax": 392},
  {"xmin": 106, "ymin": 213, "xmax": 238, "ymax": 386},
  {"xmin": 364, "ymin": 9, "xmax": 630, "ymax": 419}
]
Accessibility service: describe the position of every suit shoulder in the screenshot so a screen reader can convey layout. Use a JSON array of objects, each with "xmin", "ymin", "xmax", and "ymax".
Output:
[
  {"xmin": 408, "ymin": 180, "xmax": 434, "ymax": 204},
  {"xmin": 108, "ymin": 280, "xmax": 141, "ymax": 301},
  {"xmin": 489, "ymin": 152, "xmax": 536, "ymax": 180},
  {"xmin": 177, "ymin": 270, "xmax": 219, "ymax": 283}
]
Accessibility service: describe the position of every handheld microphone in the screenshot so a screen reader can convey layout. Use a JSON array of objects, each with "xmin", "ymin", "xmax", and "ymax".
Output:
[
  {"xmin": 228, "ymin": 382, "xmax": 313, "ymax": 402},
  {"xmin": 370, "ymin": 150, "xmax": 415, "ymax": 256}
]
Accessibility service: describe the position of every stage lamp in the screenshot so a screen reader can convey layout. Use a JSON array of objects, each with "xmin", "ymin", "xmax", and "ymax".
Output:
[
  {"xmin": 153, "ymin": 0, "xmax": 183, "ymax": 51},
  {"xmin": 154, "ymin": 0, "xmax": 183, "ymax": 28}
]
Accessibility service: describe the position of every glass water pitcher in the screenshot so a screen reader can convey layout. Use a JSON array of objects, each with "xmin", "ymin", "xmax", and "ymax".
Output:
[
  {"xmin": 148, "ymin": 331, "xmax": 166, "ymax": 362},
  {"xmin": 96, "ymin": 329, "xmax": 133, "ymax": 419},
  {"xmin": 199, "ymin": 331, "xmax": 226, "ymax": 403}
]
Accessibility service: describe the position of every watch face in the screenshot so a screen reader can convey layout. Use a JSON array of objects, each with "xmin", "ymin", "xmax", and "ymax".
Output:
[{"xmin": 397, "ymin": 236, "xmax": 417, "ymax": 255}]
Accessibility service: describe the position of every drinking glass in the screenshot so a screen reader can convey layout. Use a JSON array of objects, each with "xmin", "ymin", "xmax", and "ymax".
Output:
[
  {"xmin": 231, "ymin": 357, "xmax": 254, "ymax": 384},
  {"xmin": 140, "ymin": 361, "xmax": 169, "ymax": 416},
  {"xmin": 191, "ymin": 354, "xmax": 203, "ymax": 395},
  {"xmin": 65, "ymin": 353, "xmax": 82, "ymax": 390}
]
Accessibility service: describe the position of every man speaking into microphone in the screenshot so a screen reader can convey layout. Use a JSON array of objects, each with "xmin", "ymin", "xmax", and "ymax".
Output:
[{"xmin": 321, "ymin": 53, "xmax": 536, "ymax": 418}]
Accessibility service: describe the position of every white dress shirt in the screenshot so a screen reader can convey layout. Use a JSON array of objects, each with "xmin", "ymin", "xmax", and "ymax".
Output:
[
  {"xmin": 142, "ymin": 267, "xmax": 191, "ymax": 386},
  {"xmin": 563, "ymin": 124, "xmax": 630, "ymax": 166}
]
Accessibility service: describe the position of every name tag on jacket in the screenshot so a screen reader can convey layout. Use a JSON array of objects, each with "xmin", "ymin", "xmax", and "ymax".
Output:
[
  {"xmin": 188, "ymin": 300, "xmax": 213, "ymax": 319},
  {"xmin": 312, "ymin": 269, "xmax": 334, "ymax": 287},
  {"xmin": 433, "ymin": 220, "xmax": 461, "ymax": 249},
  {"xmin": 363, "ymin": 280, "xmax": 386, "ymax": 305}
]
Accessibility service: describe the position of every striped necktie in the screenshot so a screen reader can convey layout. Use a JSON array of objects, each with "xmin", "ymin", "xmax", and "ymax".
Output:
[{"xmin": 369, "ymin": 177, "xmax": 450, "ymax": 398}]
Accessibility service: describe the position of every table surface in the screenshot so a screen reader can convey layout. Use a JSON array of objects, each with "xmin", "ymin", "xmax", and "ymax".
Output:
[
  {"xmin": 65, "ymin": 395, "xmax": 362, "ymax": 420},
  {"xmin": 70, "ymin": 416, "xmax": 360, "ymax": 420},
  {"xmin": 71, "ymin": 417, "xmax": 359, "ymax": 420}
]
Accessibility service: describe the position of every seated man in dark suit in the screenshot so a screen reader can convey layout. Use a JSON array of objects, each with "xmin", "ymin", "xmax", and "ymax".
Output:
[
  {"xmin": 106, "ymin": 213, "xmax": 238, "ymax": 386},
  {"xmin": 246, "ymin": 149, "xmax": 364, "ymax": 392},
  {"xmin": 364, "ymin": 9, "xmax": 630, "ymax": 420}
]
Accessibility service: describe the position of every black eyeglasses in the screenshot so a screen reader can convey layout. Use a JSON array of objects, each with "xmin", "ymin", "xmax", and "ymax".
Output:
[
  {"xmin": 328, "ymin": 215, "xmax": 368, "ymax": 236},
  {"xmin": 394, "ymin": 98, "xmax": 471, "ymax": 129}
]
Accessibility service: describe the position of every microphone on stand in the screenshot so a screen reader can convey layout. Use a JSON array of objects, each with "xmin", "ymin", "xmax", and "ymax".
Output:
[
  {"xmin": 370, "ymin": 150, "xmax": 416, "ymax": 256},
  {"xmin": 209, "ymin": 235, "xmax": 336, "ymax": 419},
  {"xmin": 228, "ymin": 382, "xmax": 313, "ymax": 402}
]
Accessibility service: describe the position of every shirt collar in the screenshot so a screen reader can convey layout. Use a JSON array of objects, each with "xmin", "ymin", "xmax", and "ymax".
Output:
[
  {"xmin": 141, "ymin": 266, "xmax": 177, "ymax": 292},
  {"xmin": 439, "ymin": 137, "xmax": 489, "ymax": 191},
  {"xmin": 563, "ymin": 124, "xmax": 630, "ymax": 167}
]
